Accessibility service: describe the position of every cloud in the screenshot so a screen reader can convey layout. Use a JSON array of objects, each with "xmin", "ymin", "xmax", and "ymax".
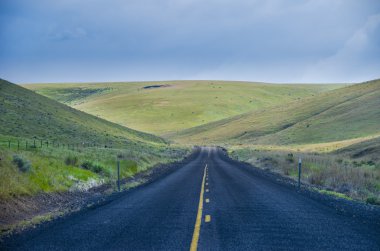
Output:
[
  {"xmin": 301, "ymin": 14, "xmax": 380, "ymax": 82},
  {"xmin": 0, "ymin": 0, "xmax": 379, "ymax": 83}
]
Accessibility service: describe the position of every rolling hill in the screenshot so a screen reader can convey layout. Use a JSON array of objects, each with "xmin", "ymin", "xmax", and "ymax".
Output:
[
  {"xmin": 0, "ymin": 79, "xmax": 186, "ymax": 201},
  {"xmin": 172, "ymin": 79, "xmax": 380, "ymax": 145},
  {"xmin": 0, "ymin": 79, "xmax": 165, "ymax": 146},
  {"xmin": 26, "ymin": 80, "xmax": 342, "ymax": 135}
]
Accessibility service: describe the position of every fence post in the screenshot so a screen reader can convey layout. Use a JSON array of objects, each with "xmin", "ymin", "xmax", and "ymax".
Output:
[
  {"xmin": 117, "ymin": 160, "xmax": 120, "ymax": 192},
  {"xmin": 33, "ymin": 140, "xmax": 36, "ymax": 148},
  {"xmin": 46, "ymin": 141, "xmax": 49, "ymax": 148},
  {"xmin": 298, "ymin": 158, "xmax": 302, "ymax": 189},
  {"xmin": 17, "ymin": 140, "xmax": 20, "ymax": 150},
  {"xmin": 8, "ymin": 140, "xmax": 10, "ymax": 149}
]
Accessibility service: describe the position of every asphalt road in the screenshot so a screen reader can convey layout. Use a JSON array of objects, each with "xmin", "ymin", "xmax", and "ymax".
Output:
[{"xmin": 3, "ymin": 147, "xmax": 380, "ymax": 250}]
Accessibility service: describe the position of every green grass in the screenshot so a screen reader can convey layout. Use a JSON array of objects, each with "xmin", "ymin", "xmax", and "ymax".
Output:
[
  {"xmin": 0, "ymin": 138, "xmax": 187, "ymax": 200},
  {"xmin": 5, "ymin": 78, "xmax": 380, "ymax": 206},
  {"xmin": 26, "ymin": 80, "xmax": 341, "ymax": 135},
  {"xmin": 318, "ymin": 190, "xmax": 352, "ymax": 200},
  {"xmin": 0, "ymin": 79, "xmax": 188, "ymax": 200},
  {"xmin": 1, "ymin": 79, "xmax": 165, "ymax": 146},
  {"xmin": 172, "ymin": 79, "xmax": 380, "ymax": 145}
]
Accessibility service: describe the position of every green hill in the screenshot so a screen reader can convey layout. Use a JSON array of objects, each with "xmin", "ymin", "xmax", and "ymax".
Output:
[
  {"xmin": 0, "ymin": 79, "xmax": 185, "ymax": 201},
  {"xmin": 171, "ymin": 79, "xmax": 380, "ymax": 145},
  {"xmin": 1, "ymin": 79, "xmax": 164, "ymax": 146},
  {"xmin": 26, "ymin": 80, "xmax": 341, "ymax": 135}
]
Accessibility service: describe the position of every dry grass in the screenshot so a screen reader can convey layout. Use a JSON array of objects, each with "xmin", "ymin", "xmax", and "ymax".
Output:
[{"xmin": 231, "ymin": 147, "xmax": 380, "ymax": 204}]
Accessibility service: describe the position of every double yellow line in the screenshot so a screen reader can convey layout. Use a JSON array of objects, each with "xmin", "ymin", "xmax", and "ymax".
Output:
[{"xmin": 190, "ymin": 164, "xmax": 208, "ymax": 251}]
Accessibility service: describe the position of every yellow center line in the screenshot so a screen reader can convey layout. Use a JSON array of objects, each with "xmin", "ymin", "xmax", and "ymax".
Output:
[{"xmin": 190, "ymin": 164, "xmax": 207, "ymax": 251}]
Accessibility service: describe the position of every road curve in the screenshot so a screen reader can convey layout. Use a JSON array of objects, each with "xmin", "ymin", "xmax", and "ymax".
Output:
[{"xmin": 2, "ymin": 147, "xmax": 380, "ymax": 250}]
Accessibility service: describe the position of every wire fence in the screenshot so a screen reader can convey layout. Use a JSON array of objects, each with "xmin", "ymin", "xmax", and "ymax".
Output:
[{"xmin": 0, "ymin": 139, "xmax": 116, "ymax": 151}]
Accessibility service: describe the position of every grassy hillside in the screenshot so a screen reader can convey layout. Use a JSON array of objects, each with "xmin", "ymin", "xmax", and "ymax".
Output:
[
  {"xmin": 1, "ymin": 79, "xmax": 164, "ymax": 146},
  {"xmin": 336, "ymin": 136, "xmax": 380, "ymax": 162},
  {"xmin": 173, "ymin": 79, "xmax": 380, "ymax": 145},
  {"xmin": 0, "ymin": 79, "xmax": 187, "ymax": 200},
  {"xmin": 26, "ymin": 81, "xmax": 341, "ymax": 135}
]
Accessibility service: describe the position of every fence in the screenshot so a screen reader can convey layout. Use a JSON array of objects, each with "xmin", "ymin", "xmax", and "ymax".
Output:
[{"xmin": 0, "ymin": 139, "xmax": 116, "ymax": 151}]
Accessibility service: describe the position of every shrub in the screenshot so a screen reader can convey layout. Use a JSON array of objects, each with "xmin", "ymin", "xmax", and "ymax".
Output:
[
  {"xmin": 13, "ymin": 155, "xmax": 31, "ymax": 172},
  {"xmin": 366, "ymin": 160, "xmax": 375, "ymax": 166},
  {"xmin": 285, "ymin": 153, "xmax": 294, "ymax": 163},
  {"xmin": 64, "ymin": 156, "xmax": 78, "ymax": 166},
  {"xmin": 80, "ymin": 161, "xmax": 110, "ymax": 176},
  {"xmin": 366, "ymin": 196, "xmax": 380, "ymax": 205}
]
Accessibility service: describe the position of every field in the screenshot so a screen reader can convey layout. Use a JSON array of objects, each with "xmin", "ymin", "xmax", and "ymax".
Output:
[
  {"xmin": 3, "ymin": 78, "xmax": 380, "ymax": 207},
  {"xmin": 26, "ymin": 81, "xmax": 342, "ymax": 135},
  {"xmin": 173, "ymin": 80, "xmax": 380, "ymax": 146},
  {"xmin": 26, "ymin": 79, "xmax": 380, "ymax": 204},
  {"xmin": 0, "ymin": 79, "xmax": 188, "ymax": 201}
]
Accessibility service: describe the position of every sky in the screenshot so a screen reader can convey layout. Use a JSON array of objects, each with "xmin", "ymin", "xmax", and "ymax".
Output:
[{"xmin": 1, "ymin": 0, "xmax": 380, "ymax": 84}]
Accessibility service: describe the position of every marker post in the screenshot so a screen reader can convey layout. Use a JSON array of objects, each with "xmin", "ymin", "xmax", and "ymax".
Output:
[{"xmin": 298, "ymin": 158, "xmax": 302, "ymax": 189}]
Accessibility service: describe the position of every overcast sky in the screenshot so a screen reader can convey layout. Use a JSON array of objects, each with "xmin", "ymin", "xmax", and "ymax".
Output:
[{"xmin": 1, "ymin": 0, "xmax": 380, "ymax": 83}]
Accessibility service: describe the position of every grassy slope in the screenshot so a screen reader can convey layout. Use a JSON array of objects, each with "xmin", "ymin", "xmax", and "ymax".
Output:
[
  {"xmin": 0, "ymin": 79, "xmax": 186, "ymax": 200},
  {"xmin": 336, "ymin": 136, "xmax": 380, "ymax": 162},
  {"xmin": 1, "ymin": 79, "xmax": 164, "ymax": 145},
  {"xmin": 173, "ymin": 79, "xmax": 380, "ymax": 145},
  {"xmin": 26, "ymin": 80, "xmax": 341, "ymax": 135}
]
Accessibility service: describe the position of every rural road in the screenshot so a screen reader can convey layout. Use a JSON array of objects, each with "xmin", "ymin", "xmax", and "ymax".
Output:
[{"xmin": 3, "ymin": 147, "xmax": 380, "ymax": 250}]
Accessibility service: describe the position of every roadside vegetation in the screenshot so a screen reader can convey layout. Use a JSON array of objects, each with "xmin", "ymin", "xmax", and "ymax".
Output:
[
  {"xmin": 230, "ymin": 137, "xmax": 380, "ymax": 205},
  {"xmin": 0, "ymin": 137, "xmax": 186, "ymax": 200}
]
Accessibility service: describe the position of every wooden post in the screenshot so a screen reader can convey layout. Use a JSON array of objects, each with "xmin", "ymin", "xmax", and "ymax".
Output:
[
  {"xmin": 17, "ymin": 140, "xmax": 20, "ymax": 150},
  {"xmin": 8, "ymin": 140, "xmax": 10, "ymax": 149},
  {"xmin": 33, "ymin": 140, "xmax": 36, "ymax": 148},
  {"xmin": 117, "ymin": 160, "xmax": 120, "ymax": 192},
  {"xmin": 46, "ymin": 141, "xmax": 49, "ymax": 148},
  {"xmin": 298, "ymin": 158, "xmax": 302, "ymax": 189},
  {"xmin": 40, "ymin": 140, "xmax": 43, "ymax": 148}
]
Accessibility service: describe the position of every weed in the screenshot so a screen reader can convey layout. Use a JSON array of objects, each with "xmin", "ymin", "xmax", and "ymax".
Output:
[
  {"xmin": 80, "ymin": 161, "xmax": 110, "ymax": 177},
  {"xmin": 286, "ymin": 153, "xmax": 294, "ymax": 163},
  {"xmin": 12, "ymin": 155, "xmax": 31, "ymax": 172},
  {"xmin": 64, "ymin": 156, "xmax": 78, "ymax": 166}
]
